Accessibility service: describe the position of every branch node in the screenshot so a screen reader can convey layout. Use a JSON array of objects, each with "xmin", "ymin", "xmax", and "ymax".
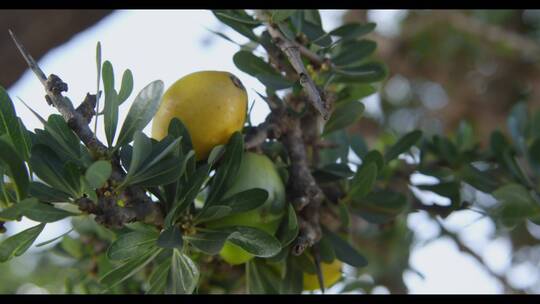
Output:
[{"xmin": 46, "ymin": 74, "xmax": 68, "ymax": 95}]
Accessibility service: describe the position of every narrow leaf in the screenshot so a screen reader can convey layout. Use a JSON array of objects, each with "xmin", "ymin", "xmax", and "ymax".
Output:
[
  {"xmin": 117, "ymin": 69, "xmax": 134, "ymax": 105},
  {"xmin": 384, "ymin": 130, "xmax": 423, "ymax": 162},
  {"xmin": 116, "ymin": 80, "xmax": 164, "ymax": 148},
  {"xmin": 0, "ymin": 223, "xmax": 45, "ymax": 262}
]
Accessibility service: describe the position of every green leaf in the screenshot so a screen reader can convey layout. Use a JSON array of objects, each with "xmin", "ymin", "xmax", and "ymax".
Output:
[
  {"xmin": 271, "ymin": 10, "xmax": 296, "ymax": 23},
  {"xmin": 18, "ymin": 198, "xmax": 77, "ymax": 223},
  {"xmin": 184, "ymin": 229, "xmax": 231, "ymax": 255},
  {"xmin": 384, "ymin": 130, "xmax": 423, "ymax": 162},
  {"xmin": 96, "ymin": 42, "xmax": 102, "ymax": 110},
  {"xmin": 212, "ymin": 10, "xmax": 260, "ymax": 42},
  {"xmin": 129, "ymin": 156, "xmax": 184, "ymax": 188},
  {"xmin": 529, "ymin": 138, "xmax": 540, "ymax": 165},
  {"xmin": 0, "ymin": 135, "xmax": 29, "ymax": 200},
  {"xmin": 100, "ymin": 248, "xmax": 161, "ymax": 289},
  {"xmin": 0, "ymin": 205, "xmax": 22, "ymax": 221},
  {"xmin": 492, "ymin": 183, "xmax": 540, "ymax": 225},
  {"xmin": 214, "ymin": 10, "xmax": 261, "ymax": 25},
  {"xmin": 0, "ymin": 223, "xmax": 45, "ymax": 262},
  {"xmin": 226, "ymin": 226, "xmax": 282, "ymax": 258},
  {"xmin": 336, "ymin": 84, "xmax": 376, "ymax": 104},
  {"xmin": 233, "ymin": 51, "xmax": 293, "ymax": 91},
  {"xmin": 277, "ymin": 21, "xmax": 297, "ymax": 41},
  {"xmin": 115, "ymin": 80, "xmax": 164, "ymax": 148},
  {"xmin": 107, "ymin": 230, "xmax": 159, "ymax": 261},
  {"xmin": 205, "ymin": 132, "xmax": 244, "ymax": 205},
  {"xmin": 157, "ymin": 226, "xmax": 183, "ymax": 251},
  {"xmin": 169, "ymin": 249, "xmax": 200, "ymax": 294},
  {"xmin": 350, "ymin": 190, "xmax": 408, "ymax": 224},
  {"xmin": 217, "ymin": 188, "xmax": 269, "ymax": 215},
  {"xmin": 275, "ymin": 204, "xmax": 299, "ymax": 246},
  {"xmin": 196, "ymin": 205, "xmax": 233, "ymax": 223},
  {"xmin": 0, "ymin": 86, "xmax": 31, "ymax": 161},
  {"xmin": 147, "ymin": 257, "xmax": 171, "ymax": 294},
  {"xmin": 60, "ymin": 235, "xmax": 83, "ymax": 259},
  {"xmin": 117, "ymin": 69, "xmax": 134, "ymax": 105},
  {"xmin": 207, "ymin": 145, "xmax": 225, "ymax": 167},
  {"xmin": 233, "ymin": 50, "xmax": 276, "ymax": 77},
  {"xmin": 334, "ymin": 62, "xmax": 387, "ymax": 83},
  {"xmin": 304, "ymin": 10, "xmax": 322, "ymax": 26},
  {"xmin": 313, "ymin": 163, "xmax": 354, "ymax": 183},
  {"xmin": 417, "ymin": 182, "xmax": 461, "ymax": 209},
  {"xmin": 167, "ymin": 118, "xmax": 193, "ymax": 154},
  {"xmin": 318, "ymin": 129, "xmax": 350, "ymax": 166},
  {"xmin": 164, "ymin": 162, "xmax": 209, "ymax": 228},
  {"xmin": 63, "ymin": 162, "xmax": 83, "ymax": 197},
  {"xmin": 323, "ymin": 100, "xmax": 364, "ymax": 136},
  {"xmin": 350, "ymin": 134, "xmax": 368, "ymax": 158},
  {"xmin": 507, "ymin": 102, "xmax": 527, "ymax": 152},
  {"xmin": 127, "ymin": 132, "xmax": 152, "ymax": 176},
  {"xmin": 349, "ymin": 162, "xmax": 378, "ymax": 200},
  {"xmin": 85, "ymin": 160, "xmax": 112, "ymax": 189},
  {"xmin": 290, "ymin": 11, "xmax": 304, "ymax": 34},
  {"xmin": 323, "ymin": 228, "xmax": 367, "ymax": 267},
  {"xmin": 302, "ymin": 20, "xmax": 332, "ymax": 47},
  {"xmin": 458, "ymin": 164, "xmax": 499, "ymax": 193},
  {"xmin": 329, "ymin": 22, "xmax": 376, "ymax": 41},
  {"xmin": 36, "ymin": 228, "xmax": 74, "ymax": 247},
  {"xmin": 362, "ymin": 151, "xmax": 384, "ymax": 173},
  {"xmin": 246, "ymin": 259, "xmax": 281, "ymax": 294},
  {"xmin": 456, "ymin": 121, "xmax": 475, "ymax": 152},
  {"xmin": 279, "ymin": 259, "xmax": 303, "ymax": 294},
  {"xmin": 255, "ymin": 74, "xmax": 294, "ymax": 91},
  {"xmin": 30, "ymin": 145, "xmax": 80, "ymax": 197},
  {"xmin": 204, "ymin": 27, "xmax": 242, "ymax": 47},
  {"xmin": 102, "ymin": 60, "xmax": 119, "ymax": 147},
  {"xmin": 43, "ymin": 114, "xmax": 83, "ymax": 165},
  {"xmin": 318, "ymin": 234, "xmax": 336, "ymax": 263},
  {"xmin": 332, "ymin": 40, "xmax": 377, "ymax": 67}
]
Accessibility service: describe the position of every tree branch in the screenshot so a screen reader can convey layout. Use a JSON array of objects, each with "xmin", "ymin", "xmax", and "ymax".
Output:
[
  {"xmin": 265, "ymin": 23, "xmax": 330, "ymax": 119},
  {"xmin": 10, "ymin": 30, "xmax": 163, "ymax": 229},
  {"xmin": 436, "ymin": 219, "xmax": 523, "ymax": 294}
]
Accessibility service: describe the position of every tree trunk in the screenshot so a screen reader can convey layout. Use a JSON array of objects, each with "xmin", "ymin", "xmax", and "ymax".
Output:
[{"xmin": 0, "ymin": 9, "xmax": 113, "ymax": 89}]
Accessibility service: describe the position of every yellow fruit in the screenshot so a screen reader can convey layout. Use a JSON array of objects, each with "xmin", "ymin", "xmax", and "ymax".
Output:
[
  {"xmin": 303, "ymin": 259, "xmax": 343, "ymax": 291},
  {"xmin": 206, "ymin": 152, "xmax": 287, "ymax": 265},
  {"xmin": 152, "ymin": 70, "xmax": 248, "ymax": 160}
]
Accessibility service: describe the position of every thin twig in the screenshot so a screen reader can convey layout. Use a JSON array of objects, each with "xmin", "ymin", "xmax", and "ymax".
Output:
[{"xmin": 435, "ymin": 219, "xmax": 522, "ymax": 294}]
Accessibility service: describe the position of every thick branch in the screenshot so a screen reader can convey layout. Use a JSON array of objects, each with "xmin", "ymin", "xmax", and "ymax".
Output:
[
  {"xmin": 10, "ymin": 31, "xmax": 163, "ymax": 228},
  {"xmin": 281, "ymin": 111, "xmax": 325, "ymax": 255}
]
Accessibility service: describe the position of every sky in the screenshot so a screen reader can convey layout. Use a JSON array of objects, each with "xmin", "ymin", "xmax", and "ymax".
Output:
[{"xmin": 2, "ymin": 9, "xmax": 523, "ymax": 294}]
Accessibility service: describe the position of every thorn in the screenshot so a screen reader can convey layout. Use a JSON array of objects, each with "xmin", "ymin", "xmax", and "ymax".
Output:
[
  {"xmin": 312, "ymin": 245, "xmax": 325, "ymax": 294},
  {"xmin": 8, "ymin": 29, "xmax": 48, "ymax": 83},
  {"xmin": 16, "ymin": 97, "xmax": 47, "ymax": 125}
]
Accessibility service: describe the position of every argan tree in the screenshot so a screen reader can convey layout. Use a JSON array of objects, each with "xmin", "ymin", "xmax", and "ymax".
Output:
[{"xmin": 1, "ymin": 10, "xmax": 539, "ymax": 294}]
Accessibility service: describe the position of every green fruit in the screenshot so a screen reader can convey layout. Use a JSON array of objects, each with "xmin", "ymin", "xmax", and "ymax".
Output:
[{"xmin": 206, "ymin": 152, "xmax": 286, "ymax": 265}]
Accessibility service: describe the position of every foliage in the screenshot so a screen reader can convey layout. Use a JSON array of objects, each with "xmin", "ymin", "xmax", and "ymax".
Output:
[{"xmin": 1, "ymin": 9, "xmax": 540, "ymax": 294}]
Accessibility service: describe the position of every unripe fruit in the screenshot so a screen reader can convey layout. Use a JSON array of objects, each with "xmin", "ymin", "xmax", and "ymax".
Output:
[
  {"xmin": 152, "ymin": 71, "xmax": 248, "ymax": 160},
  {"xmin": 303, "ymin": 259, "xmax": 343, "ymax": 291},
  {"xmin": 206, "ymin": 152, "xmax": 287, "ymax": 265}
]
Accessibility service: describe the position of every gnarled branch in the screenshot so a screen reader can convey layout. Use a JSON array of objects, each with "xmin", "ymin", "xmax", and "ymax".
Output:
[{"xmin": 10, "ymin": 30, "xmax": 163, "ymax": 229}]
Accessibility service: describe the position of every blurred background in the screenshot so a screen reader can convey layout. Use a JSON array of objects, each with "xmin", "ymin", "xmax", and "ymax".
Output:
[{"xmin": 1, "ymin": 9, "xmax": 540, "ymax": 294}]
